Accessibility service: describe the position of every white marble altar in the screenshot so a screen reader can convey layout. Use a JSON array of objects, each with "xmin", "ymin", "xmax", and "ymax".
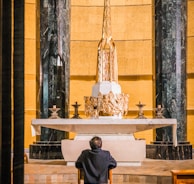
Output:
[
  {"xmin": 31, "ymin": 118, "xmax": 176, "ymax": 139},
  {"xmin": 31, "ymin": 118, "xmax": 177, "ymax": 166}
]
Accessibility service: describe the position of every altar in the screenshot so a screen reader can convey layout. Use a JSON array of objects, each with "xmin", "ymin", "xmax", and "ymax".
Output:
[{"xmin": 31, "ymin": 118, "xmax": 177, "ymax": 166}]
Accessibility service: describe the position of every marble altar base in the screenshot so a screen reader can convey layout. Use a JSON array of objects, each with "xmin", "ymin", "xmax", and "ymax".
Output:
[{"xmin": 62, "ymin": 134, "xmax": 146, "ymax": 166}]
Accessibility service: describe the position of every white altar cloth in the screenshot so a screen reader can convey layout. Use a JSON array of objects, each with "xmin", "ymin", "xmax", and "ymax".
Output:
[{"xmin": 31, "ymin": 118, "xmax": 177, "ymax": 146}]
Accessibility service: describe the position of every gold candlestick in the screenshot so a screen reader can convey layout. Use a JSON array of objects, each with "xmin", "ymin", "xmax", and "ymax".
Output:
[{"xmin": 136, "ymin": 101, "xmax": 146, "ymax": 119}]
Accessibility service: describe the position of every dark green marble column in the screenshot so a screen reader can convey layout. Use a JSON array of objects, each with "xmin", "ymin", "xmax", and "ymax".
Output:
[
  {"xmin": 155, "ymin": 0, "xmax": 187, "ymax": 142},
  {"xmin": 0, "ymin": 0, "xmax": 12, "ymax": 183},
  {"xmin": 40, "ymin": 0, "xmax": 70, "ymax": 141}
]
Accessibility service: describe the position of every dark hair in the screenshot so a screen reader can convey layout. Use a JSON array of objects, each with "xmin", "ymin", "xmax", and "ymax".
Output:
[{"xmin": 89, "ymin": 136, "xmax": 102, "ymax": 149}]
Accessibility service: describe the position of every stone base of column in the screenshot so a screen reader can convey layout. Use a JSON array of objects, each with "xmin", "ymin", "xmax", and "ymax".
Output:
[
  {"xmin": 146, "ymin": 141, "xmax": 192, "ymax": 160},
  {"xmin": 29, "ymin": 141, "xmax": 63, "ymax": 159}
]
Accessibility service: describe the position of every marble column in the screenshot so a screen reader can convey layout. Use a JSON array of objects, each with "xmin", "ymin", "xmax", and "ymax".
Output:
[
  {"xmin": 40, "ymin": 0, "xmax": 70, "ymax": 141},
  {"xmin": 0, "ymin": 1, "xmax": 12, "ymax": 183},
  {"xmin": 155, "ymin": 0, "xmax": 187, "ymax": 142}
]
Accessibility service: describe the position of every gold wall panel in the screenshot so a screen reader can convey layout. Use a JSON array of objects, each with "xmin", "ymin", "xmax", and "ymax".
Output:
[
  {"xmin": 71, "ymin": 0, "xmax": 152, "ymax": 6},
  {"xmin": 71, "ymin": 5, "xmax": 152, "ymax": 40},
  {"xmin": 119, "ymin": 80, "xmax": 153, "ymax": 111},
  {"xmin": 25, "ymin": 79, "xmax": 37, "ymax": 109},
  {"xmin": 187, "ymin": 79, "xmax": 194, "ymax": 109},
  {"xmin": 187, "ymin": 1, "xmax": 194, "ymax": 37},
  {"xmin": 187, "ymin": 115, "xmax": 194, "ymax": 147},
  {"xmin": 70, "ymin": 41, "xmax": 98, "ymax": 75},
  {"xmin": 111, "ymin": 6, "xmax": 152, "ymax": 40},
  {"xmin": 25, "ymin": 0, "xmax": 36, "ymax": 3},
  {"xmin": 187, "ymin": 37, "xmax": 194, "ymax": 74},
  {"xmin": 25, "ymin": 3, "xmax": 36, "ymax": 39},
  {"xmin": 25, "ymin": 39, "xmax": 36, "ymax": 74},
  {"xmin": 71, "ymin": 7, "xmax": 102, "ymax": 40},
  {"xmin": 70, "ymin": 40, "xmax": 153, "ymax": 76},
  {"xmin": 117, "ymin": 41, "xmax": 153, "ymax": 75},
  {"xmin": 70, "ymin": 80, "xmax": 96, "ymax": 112}
]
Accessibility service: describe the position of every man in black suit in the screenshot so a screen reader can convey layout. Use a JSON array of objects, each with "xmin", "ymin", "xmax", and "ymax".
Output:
[{"xmin": 75, "ymin": 136, "xmax": 117, "ymax": 184}]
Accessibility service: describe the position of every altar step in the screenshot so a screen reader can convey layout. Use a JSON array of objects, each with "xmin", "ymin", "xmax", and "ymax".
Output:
[{"xmin": 146, "ymin": 141, "xmax": 192, "ymax": 160}]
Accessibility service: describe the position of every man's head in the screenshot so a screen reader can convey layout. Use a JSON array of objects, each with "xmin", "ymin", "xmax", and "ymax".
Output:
[{"xmin": 89, "ymin": 136, "xmax": 102, "ymax": 149}]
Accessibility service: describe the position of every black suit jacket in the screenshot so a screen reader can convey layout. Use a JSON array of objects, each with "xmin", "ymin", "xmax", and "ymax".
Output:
[{"xmin": 75, "ymin": 148, "xmax": 117, "ymax": 184}]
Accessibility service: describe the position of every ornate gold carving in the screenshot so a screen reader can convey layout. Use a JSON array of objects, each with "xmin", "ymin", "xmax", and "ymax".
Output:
[{"xmin": 84, "ymin": 91, "xmax": 129, "ymax": 118}]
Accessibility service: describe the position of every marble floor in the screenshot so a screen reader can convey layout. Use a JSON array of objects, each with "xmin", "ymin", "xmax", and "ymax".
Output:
[{"xmin": 24, "ymin": 156, "xmax": 194, "ymax": 184}]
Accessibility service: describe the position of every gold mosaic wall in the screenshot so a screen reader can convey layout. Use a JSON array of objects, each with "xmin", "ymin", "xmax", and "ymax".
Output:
[{"xmin": 24, "ymin": 0, "xmax": 194, "ymax": 148}]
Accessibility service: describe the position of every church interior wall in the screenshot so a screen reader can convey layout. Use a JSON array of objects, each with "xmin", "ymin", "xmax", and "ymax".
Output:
[{"xmin": 23, "ymin": 0, "xmax": 194, "ymax": 148}]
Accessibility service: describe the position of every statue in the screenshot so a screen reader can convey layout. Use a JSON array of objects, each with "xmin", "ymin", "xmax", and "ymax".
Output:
[
  {"xmin": 96, "ymin": 0, "xmax": 118, "ymax": 83},
  {"xmin": 84, "ymin": 0, "xmax": 129, "ymax": 118}
]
